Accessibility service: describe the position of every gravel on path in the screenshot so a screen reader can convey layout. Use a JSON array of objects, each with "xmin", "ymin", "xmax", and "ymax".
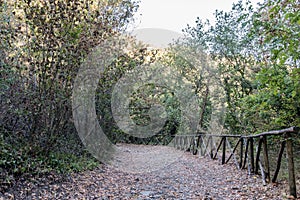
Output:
[{"xmin": 1, "ymin": 143, "xmax": 297, "ymax": 199}]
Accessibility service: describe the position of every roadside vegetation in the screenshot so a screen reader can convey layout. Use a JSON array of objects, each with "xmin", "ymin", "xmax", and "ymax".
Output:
[{"xmin": 1, "ymin": 0, "xmax": 299, "ymax": 193}]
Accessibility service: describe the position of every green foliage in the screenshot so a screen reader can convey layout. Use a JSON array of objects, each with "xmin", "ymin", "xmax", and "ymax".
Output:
[
  {"xmin": 184, "ymin": 0, "xmax": 299, "ymax": 134},
  {"xmin": 0, "ymin": 0, "xmax": 138, "ymax": 178},
  {"xmin": 184, "ymin": 0, "xmax": 257, "ymax": 133},
  {"xmin": 241, "ymin": 64, "xmax": 299, "ymax": 132},
  {"xmin": 0, "ymin": 133, "xmax": 98, "ymax": 176},
  {"xmin": 252, "ymin": 0, "xmax": 300, "ymax": 65},
  {"xmin": 245, "ymin": 0, "xmax": 300, "ymax": 131},
  {"xmin": 161, "ymin": 44, "xmax": 214, "ymax": 131},
  {"xmin": 95, "ymin": 48, "xmax": 180, "ymax": 145}
]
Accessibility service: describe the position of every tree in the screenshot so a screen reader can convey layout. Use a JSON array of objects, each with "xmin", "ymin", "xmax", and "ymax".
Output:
[
  {"xmin": 0, "ymin": 0, "xmax": 138, "ymax": 175},
  {"xmin": 183, "ymin": 0, "xmax": 300, "ymax": 134},
  {"xmin": 184, "ymin": 0, "xmax": 257, "ymax": 134},
  {"xmin": 243, "ymin": 0, "xmax": 300, "ymax": 131}
]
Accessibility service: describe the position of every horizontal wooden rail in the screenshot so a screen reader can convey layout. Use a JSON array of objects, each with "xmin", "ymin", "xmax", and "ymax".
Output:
[
  {"xmin": 172, "ymin": 126, "xmax": 299, "ymax": 198},
  {"xmin": 243, "ymin": 126, "xmax": 300, "ymax": 138}
]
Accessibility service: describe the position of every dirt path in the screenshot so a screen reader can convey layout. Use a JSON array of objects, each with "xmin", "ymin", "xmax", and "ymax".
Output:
[{"xmin": 1, "ymin": 144, "xmax": 296, "ymax": 199}]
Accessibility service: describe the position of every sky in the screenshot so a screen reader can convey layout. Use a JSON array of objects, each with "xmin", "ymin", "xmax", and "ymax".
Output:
[
  {"xmin": 133, "ymin": 0, "xmax": 263, "ymax": 33},
  {"xmin": 130, "ymin": 0, "xmax": 263, "ymax": 48}
]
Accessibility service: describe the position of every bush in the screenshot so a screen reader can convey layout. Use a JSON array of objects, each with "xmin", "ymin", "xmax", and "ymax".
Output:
[{"xmin": 0, "ymin": 0, "xmax": 138, "ymax": 180}]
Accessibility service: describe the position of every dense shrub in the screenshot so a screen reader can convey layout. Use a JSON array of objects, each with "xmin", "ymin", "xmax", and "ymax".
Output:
[{"xmin": 0, "ymin": 0, "xmax": 138, "ymax": 177}]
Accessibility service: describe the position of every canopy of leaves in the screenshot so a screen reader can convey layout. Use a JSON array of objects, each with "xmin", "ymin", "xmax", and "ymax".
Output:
[
  {"xmin": 0, "ymin": 0, "xmax": 138, "ymax": 176},
  {"xmin": 183, "ymin": 0, "xmax": 299, "ymax": 134}
]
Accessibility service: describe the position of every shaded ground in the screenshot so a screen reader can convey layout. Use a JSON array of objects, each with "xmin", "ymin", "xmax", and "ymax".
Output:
[{"xmin": 1, "ymin": 144, "xmax": 298, "ymax": 199}]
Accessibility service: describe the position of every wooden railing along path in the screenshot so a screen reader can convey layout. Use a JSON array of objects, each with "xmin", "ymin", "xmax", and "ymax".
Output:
[{"xmin": 172, "ymin": 126, "xmax": 300, "ymax": 198}]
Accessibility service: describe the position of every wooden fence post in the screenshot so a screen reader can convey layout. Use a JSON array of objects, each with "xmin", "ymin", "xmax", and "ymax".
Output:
[
  {"xmin": 222, "ymin": 137, "xmax": 226, "ymax": 164},
  {"xmin": 255, "ymin": 137, "xmax": 263, "ymax": 174},
  {"xmin": 272, "ymin": 141, "xmax": 285, "ymax": 183},
  {"xmin": 199, "ymin": 136, "xmax": 203, "ymax": 156},
  {"xmin": 262, "ymin": 135, "xmax": 270, "ymax": 182},
  {"xmin": 210, "ymin": 136, "xmax": 213, "ymax": 158},
  {"xmin": 243, "ymin": 138, "xmax": 250, "ymax": 169},
  {"xmin": 192, "ymin": 136, "xmax": 198, "ymax": 155},
  {"xmin": 286, "ymin": 133, "xmax": 297, "ymax": 198},
  {"xmin": 249, "ymin": 138, "xmax": 254, "ymax": 173},
  {"xmin": 240, "ymin": 138, "xmax": 244, "ymax": 169}
]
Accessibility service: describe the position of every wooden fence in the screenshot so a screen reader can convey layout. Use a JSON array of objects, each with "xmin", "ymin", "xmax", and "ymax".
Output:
[{"xmin": 172, "ymin": 126, "xmax": 300, "ymax": 198}]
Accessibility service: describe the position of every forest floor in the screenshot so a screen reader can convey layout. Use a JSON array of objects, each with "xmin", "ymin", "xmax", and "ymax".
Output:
[{"xmin": 1, "ymin": 143, "xmax": 299, "ymax": 200}]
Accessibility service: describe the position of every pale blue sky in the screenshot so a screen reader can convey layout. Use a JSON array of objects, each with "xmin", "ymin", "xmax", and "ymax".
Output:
[{"xmin": 133, "ymin": 0, "xmax": 262, "ymax": 33}]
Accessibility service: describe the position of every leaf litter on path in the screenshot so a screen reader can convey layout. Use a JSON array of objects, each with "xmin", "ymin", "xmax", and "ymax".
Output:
[{"xmin": 1, "ymin": 143, "xmax": 298, "ymax": 199}]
